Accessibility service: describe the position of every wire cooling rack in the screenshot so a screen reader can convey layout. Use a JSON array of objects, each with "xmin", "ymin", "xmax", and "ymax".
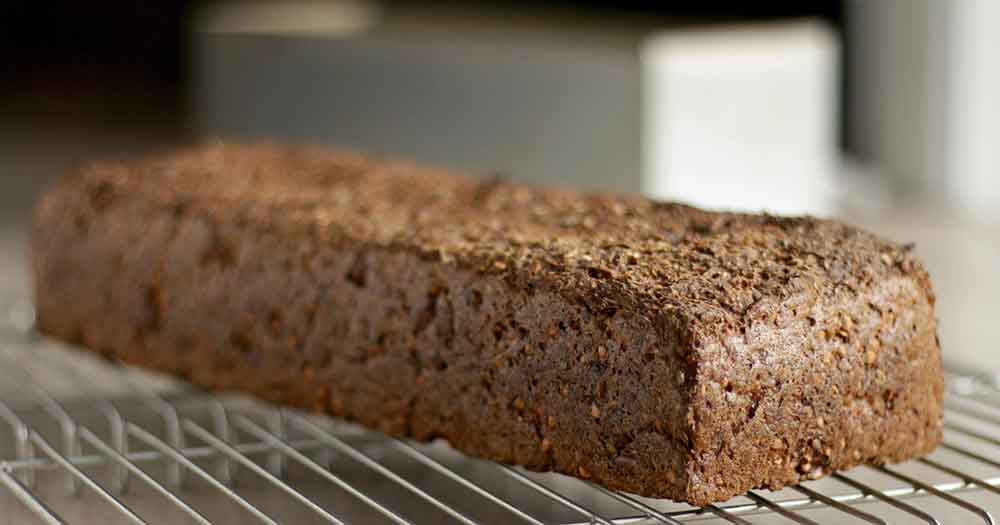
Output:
[{"xmin": 0, "ymin": 297, "xmax": 997, "ymax": 524}]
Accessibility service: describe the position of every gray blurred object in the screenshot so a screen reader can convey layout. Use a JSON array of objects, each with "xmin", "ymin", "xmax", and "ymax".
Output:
[
  {"xmin": 190, "ymin": 1, "xmax": 642, "ymax": 192},
  {"xmin": 847, "ymin": 0, "xmax": 1000, "ymax": 219}
]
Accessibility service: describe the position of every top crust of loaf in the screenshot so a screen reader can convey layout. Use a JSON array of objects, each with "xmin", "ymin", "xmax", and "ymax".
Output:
[{"xmin": 66, "ymin": 142, "xmax": 934, "ymax": 334}]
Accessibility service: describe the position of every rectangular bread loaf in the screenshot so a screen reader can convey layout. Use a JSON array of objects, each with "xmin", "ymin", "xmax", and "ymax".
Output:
[{"xmin": 31, "ymin": 143, "xmax": 943, "ymax": 505}]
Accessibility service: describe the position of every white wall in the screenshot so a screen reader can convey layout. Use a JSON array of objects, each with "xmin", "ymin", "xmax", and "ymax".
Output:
[{"xmin": 641, "ymin": 21, "xmax": 839, "ymax": 215}]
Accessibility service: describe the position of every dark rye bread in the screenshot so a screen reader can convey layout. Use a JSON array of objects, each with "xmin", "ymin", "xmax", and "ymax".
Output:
[{"xmin": 32, "ymin": 143, "xmax": 943, "ymax": 505}]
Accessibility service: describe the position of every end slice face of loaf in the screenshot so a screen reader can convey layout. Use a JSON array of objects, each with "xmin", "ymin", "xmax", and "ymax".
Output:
[{"xmin": 31, "ymin": 143, "xmax": 943, "ymax": 505}]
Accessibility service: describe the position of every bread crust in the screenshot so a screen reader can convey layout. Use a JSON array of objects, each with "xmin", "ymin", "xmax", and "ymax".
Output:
[{"xmin": 31, "ymin": 143, "xmax": 943, "ymax": 505}]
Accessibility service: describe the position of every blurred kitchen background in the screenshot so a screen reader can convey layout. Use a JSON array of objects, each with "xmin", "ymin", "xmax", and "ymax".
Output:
[{"xmin": 0, "ymin": 0, "xmax": 996, "ymax": 373}]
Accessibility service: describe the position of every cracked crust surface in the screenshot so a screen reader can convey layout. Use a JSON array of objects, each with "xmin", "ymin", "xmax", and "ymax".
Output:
[{"xmin": 32, "ymin": 143, "xmax": 943, "ymax": 505}]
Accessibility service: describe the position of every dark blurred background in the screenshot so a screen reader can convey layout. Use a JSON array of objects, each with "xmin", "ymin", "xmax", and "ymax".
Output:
[{"xmin": 0, "ymin": 0, "xmax": 996, "ymax": 369}]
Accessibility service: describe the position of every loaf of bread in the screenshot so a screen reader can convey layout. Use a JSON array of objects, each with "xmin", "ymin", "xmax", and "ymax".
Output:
[{"xmin": 32, "ymin": 143, "xmax": 943, "ymax": 505}]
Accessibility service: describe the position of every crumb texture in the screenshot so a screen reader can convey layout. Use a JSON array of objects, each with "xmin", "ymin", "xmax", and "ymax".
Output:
[{"xmin": 32, "ymin": 143, "xmax": 943, "ymax": 505}]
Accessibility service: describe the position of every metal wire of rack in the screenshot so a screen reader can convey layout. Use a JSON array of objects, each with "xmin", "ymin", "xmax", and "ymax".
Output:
[{"xmin": 0, "ymin": 296, "xmax": 997, "ymax": 524}]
